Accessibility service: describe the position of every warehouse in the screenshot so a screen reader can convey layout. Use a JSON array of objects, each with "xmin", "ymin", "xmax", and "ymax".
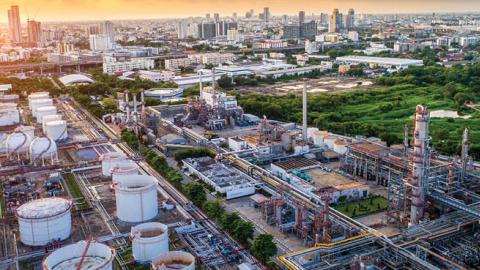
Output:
[{"xmin": 336, "ymin": 55, "xmax": 424, "ymax": 69}]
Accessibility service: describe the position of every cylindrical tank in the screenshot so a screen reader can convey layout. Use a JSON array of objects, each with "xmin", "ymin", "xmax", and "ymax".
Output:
[
  {"xmin": 30, "ymin": 98, "xmax": 53, "ymax": 117},
  {"xmin": 42, "ymin": 240, "xmax": 115, "ymax": 270},
  {"xmin": 333, "ymin": 140, "xmax": 348, "ymax": 155},
  {"xmin": 324, "ymin": 135, "xmax": 337, "ymax": 150},
  {"xmin": 151, "ymin": 251, "xmax": 195, "ymax": 270},
  {"xmin": 1, "ymin": 102, "xmax": 17, "ymax": 109},
  {"xmin": 44, "ymin": 120, "xmax": 68, "ymax": 141},
  {"xmin": 42, "ymin": 114, "xmax": 63, "ymax": 131},
  {"xmin": 0, "ymin": 108, "xmax": 20, "ymax": 126},
  {"xmin": 101, "ymin": 152, "xmax": 131, "ymax": 177},
  {"xmin": 29, "ymin": 137, "xmax": 57, "ymax": 161},
  {"xmin": 16, "ymin": 197, "xmax": 72, "ymax": 246},
  {"xmin": 307, "ymin": 127, "xmax": 319, "ymax": 141},
  {"xmin": 131, "ymin": 222, "xmax": 169, "ymax": 262},
  {"xmin": 36, "ymin": 106, "xmax": 57, "ymax": 123},
  {"xmin": 112, "ymin": 165, "xmax": 139, "ymax": 184},
  {"xmin": 28, "ymin": 92, "xmax": 49, "ymax": 108},
  {"xmin": 313, "ymin": 131, "xmax": 329, "ymax": 147},
  {"xmin": 6, "ymin": 130, "xmax": 33, "ymax": 154},
  {"xmin": 114, "ymin": 174, "xmax": 158, "ymax": 223}
]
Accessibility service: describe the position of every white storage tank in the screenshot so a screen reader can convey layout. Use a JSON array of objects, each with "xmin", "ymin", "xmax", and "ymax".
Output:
[
  {"xmin": 36, "ymin": 106, "xmax": 57, "ymax": 123},
  {"xmin": 307, "ymin": 127, "xmax": 319, "ymax": 142},
  {"xmin": 0, "ymin": 108, "xmax": 20, "ymax": 126},
  {"xmin": 112, "ymin": 165, "xmax": 139, "ymax": 184},
  {"xmin": 29, "ymin": 137, "xmax": 57, "ymax": 163},
  {"xmin": 28, "ymin": 92, "xmax": 49, "ymax": 108},
  {"xmin": 44, "ymin": 120, "xmax": 68, "ymax": 141},
  {"xmin": 151, "ymin": 251, "xmax": 195, "ymax": 270},
  {"xmin": 324, "ymin": 135, "xmax": 337, "ymax": 150},
  {"xmin": 333, "ymin": 140, "xmax": 348, "ymax": 155},
  {"xmin": 42, "ymin": 240, "xmax": 115, "ymax": 270},
  {"xmin": 42, "ymin": 114, "xmax": 63, "ymax": 131},
  {"xmin": 114, "ymin": 174, "xmax": 158, "ymax": 223},
  {"xmin": 6, "ymin": 129, "xmax": 33, "ymax": 154},
  {"xmin": 313, "ymin": 131, "xmax": 329, "ymax": 147},
  {"xmin": 30, "ymin": 98, "xmax": 53, "ymax": 117},
  {"xmin": 16, "ymin": 197, "xmax": 72, "ymax": 246},
  {"xmin": 101, "ymin": 152, "xmax": 132, "ymax": 177},
  {"xmin": 131, "ymin": 222, "xmax": 169, "ymax": 262}
]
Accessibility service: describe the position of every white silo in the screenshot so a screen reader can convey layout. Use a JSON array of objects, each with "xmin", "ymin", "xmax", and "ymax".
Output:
[
  {"xmin": 16, "ymin": 197, "xmax": 72, "ymax": 246},
  {"xmin": 151, "ymin": 251, "xmax": 195, "ymax": 270},
  {"xmin": 101, "ymin": 152, "xmax": 132, "ymax": 177},
  {"xmin": 42, "ymin": 114, "xmax": 63, "ymax": 131},
  {"xmin": 0, "ymin": 108, "xmax": 20, "ymax": 126},
  {"xmin": 36, "ymin": 106, "xmax": 57, "ymax": 123},
  {"xmin": 42, "ymin": 240, "xmax": 115, "ymax": 270},
  {"xmin": 307, "ymin": 127, "xmax": 319, "ymax": 142},
  {"xmin": 313, "ymin": 131, "xmax": 329, "ymax": 147},
  {"xmin": 29, "ymin": 137, "xmax": 57, "ymax": 164},
  {"xmin": 28, "ymin": 92, "xmax": 49, "ymax": 108},
  {"xmin": 114, "ymin": 174, "xmax": 158, "ymax": 223},
  {"xmin": 30, "ymin": 99, "xmax": 53, "ymax": 117},
  {"xmin": 112, "ymin": 164, "xmax": 139, "ymax": 184},
  {"xmin": 131, "ymin": 222, "xmax": 169, "ymax": 262},
  {"xmin": 44, "ymin": 120, "xmax": 68, "ymax": 141}
]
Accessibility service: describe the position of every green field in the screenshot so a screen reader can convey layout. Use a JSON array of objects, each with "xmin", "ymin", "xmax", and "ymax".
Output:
[
  {"xmin": 333, "ymin": 196, "xmax": 388, "ymax": 218},
  {"xmin": 63, "ymin": 173, "xmax": 89, "ymax": 211}
]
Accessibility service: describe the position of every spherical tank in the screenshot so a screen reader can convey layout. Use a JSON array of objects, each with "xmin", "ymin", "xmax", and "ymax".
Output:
[
  {"xmin": 42, "ymin": 114, "xmax": 63, "ymax": 131},
  {"xmin": 44, "ymin": 120, "xmax": 68, "ymax": 141},
  {"xmin": 0, "ymin": 108, "xmax": 20, "ymax": 126},
  {"xmin": 42, "ymin": 240, "xmax": 115, "ymax": 270},
  {"xmin": 29, "ymin": 137, "xmax": 57, "ymax": 161},
  {"xmin": 6, "ymin": 131, "xmax": 32, "ymax": 154},
  {"xmin": 101, "ymin": 152, "xmax": 130, "ymax": 176},
  {"xmin": 333, "ymin": 140, "xmax": 348, "ymax": 155},
  {"xmin": 36, "ymin": 106, "xmax": 58, "ymax": 123},
  {"xmin": 16, "ymin": 197, "xmax": 72, "ymax": 246},
  {"xmin": 114, "ymin": 174, "xmax": 158, "ymax": 223},
  {"xmin": 30, "ymin": 99, "xmax": 53, "ymax": 117},
  {"xmin": 111, "ymin": 165, "xmax": 139, "ymax": 184},
  {"xmin": 324, "ymin": 135, "xmax": 337, "ymax": 150},
  {"xmin": 151, "ymin": 251, "xmax": 195, "ymax": 270},
  {"xmin": 131, "ymin": 222, "xmax": 169, "ymax": 262}
]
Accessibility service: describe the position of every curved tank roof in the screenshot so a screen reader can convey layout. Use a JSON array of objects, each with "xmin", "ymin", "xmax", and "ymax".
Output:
[
  {"xmin": 17, "ymin": 198, "xmax": 72, "ymax": 219},
  {"xmin": 59, "ymin": 74, "xmax": 94, "ymax": 86}
]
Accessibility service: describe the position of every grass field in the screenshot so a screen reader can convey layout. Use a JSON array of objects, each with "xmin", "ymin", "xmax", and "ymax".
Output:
[
  {"xmin": 62, "ymin": 173, "xmax": 89, "ymax": 211},
  {"xmin": 333, "ymin": 196, "xmax": 388, "ymax": 218}
]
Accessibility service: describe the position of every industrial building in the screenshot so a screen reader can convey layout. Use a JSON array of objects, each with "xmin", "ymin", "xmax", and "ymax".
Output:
[{"xmin": 336, "ymin": 55, "xmax": 424, "ymax": 69}]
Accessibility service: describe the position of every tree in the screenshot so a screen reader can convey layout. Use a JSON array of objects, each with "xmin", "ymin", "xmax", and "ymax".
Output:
[
  {"xmin": 251, "ymin": 234, "xmax": 277, "ymax": 262},
  {"xmin": 217, "ymin": 74, "xmax": 233, "ymax": 89},
  {"xmin": 202, "ymin": 200, "xmax": 224, "ymax": 220},
  {"xmin": 219, "ymin": 212, "xmax": 241, "ymax": 232},
  {"xmin": 233, "ymin": 221, "xmax": 254, "ymax": 244},
  {"xmin": 102, "ymin": 98, "xmax": 117, "ymax": 113},
  {"xmin": 184, "ymin": 182, "xmax": 206, "ymax": 206}
]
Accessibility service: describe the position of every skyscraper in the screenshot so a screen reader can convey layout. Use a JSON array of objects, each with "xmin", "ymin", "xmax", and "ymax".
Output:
[
  {"xmin": 27, "ymin": 19, "xmax": 42, "ymax": 47},
  {"xmin": 299, "ymin": 11, "xmax": 305, "ymax": 24},
  {"xmin": 329, "ymin": 9, "xmax": 342, "ymax": 33},
  {"xmin": 8, "ymin": 5, "xmax": 21, "ymax": 44},
  {"xmin": 345, "ymin": 8, "xmax": 355, "ymax": 30},
  {"xmin": 263, "ymin": 7, "xmax": 270, "ymax": 23},
  {"xmin": 214, "ymin": 13, "xmax": 220, "ymax": 22}
]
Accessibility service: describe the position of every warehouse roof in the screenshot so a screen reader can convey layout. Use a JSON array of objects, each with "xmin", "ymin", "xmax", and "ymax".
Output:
[{"xmin": 59, "ymin": 74, "xmax": 95, "ymax": 86}]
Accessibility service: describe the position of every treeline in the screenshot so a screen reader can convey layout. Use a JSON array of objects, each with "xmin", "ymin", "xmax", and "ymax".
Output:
[
  {"xmin": 174, "ymin": 148, "xmax": 215, "ymax": 163},
  {"xmin": 0, "ymin": 77, "xmax": 64, "ymax": 96}
]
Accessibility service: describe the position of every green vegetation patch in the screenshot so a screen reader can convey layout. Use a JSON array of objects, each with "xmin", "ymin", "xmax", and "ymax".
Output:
[{"xmin": 333, "ymin": 195, "xmax": 388, "ymax": 218}]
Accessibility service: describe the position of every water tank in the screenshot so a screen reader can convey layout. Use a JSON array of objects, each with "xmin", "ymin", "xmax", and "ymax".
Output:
[
  {"xmin": 42, "ymin": 114, "xmax": 63, "ymax": 131},
  {"xmin": 131, "ymin": 222, "xmax": 169, "ymax": 262},
  {"xmin": 333, "ymin": 140, "xmax": 348, "ymax": 155},
  {"xmin": 0, "ymin": 108, "xmax": 20, "ymax": 126},
  {"xmin": 16, "ymin": 197, "xmax": 72, "ymax": 246},
  {"xmin": 44, "ymin": 120, "xmax": 68, "ymax": 141},
  {"xmin": 114, "ymin": 174, "xmax": 158, "ymax": 223},
  {"xmin": 313, "ymin": 131, "xmax": 329, "ymax": 147},
  {"xmin": 30, "ymin": 98, "xmax": 53, "ymax": 117},
  {"xmin": 6, "ymin": 129, "xmax": 33, "ymax": 154},
  {"xmin": 151, "ymin": 251, "xmax": 195, "ymax": 270},
  {"xmin": 36, "ymin": 106, "xmax": 57, "ymax": 123},
  {"xmin": 112, "ymin": 165, "xmax": 139, "ymax": 184},
  {"xmin": 29, "ymin": 137, "xmax": 57, "ymax": 162},
  {"xmin": 101, "ymin": 152, "xmax": 132, "ymax": 177},
  {"xmin": 324, "ymin": 135, "xmax": 337, "ymax": 150},
  {"xmin": 42, "ymin": 240, "xmax": 115, "ymax": 270}
]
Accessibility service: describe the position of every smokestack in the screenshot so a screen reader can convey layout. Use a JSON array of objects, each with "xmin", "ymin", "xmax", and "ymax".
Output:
[
  {"xmin": 199, "ymin": 71, "xmax": 203, "ymax": 98},
  {"xmin": 126, "ymin": 106, "xmax": 130, "ymax": 123},
  {"xmin": 125, "ymin": 91, "xmax": 130, "ymax": 122},
  {"xmin": 404, "ymin": 125, "xmax": 409, "ymax": 155},
  {"xmin": 212, "ymin": 68, "xmax": 216, "ymax": 91},
  {"xmin": 302, "ymin": 80, "xmax": 308, "ymax": 143},
  {"xmin": 461, "ymin": 128, "xmax": 469, "ymax": 181},
  {"xmin": 133, "ymin": 94, "xmax": 138, "ymax": 123},
  {"xmin": 141, "ymin": 90, "xmax": 145, "ymax": 115}
]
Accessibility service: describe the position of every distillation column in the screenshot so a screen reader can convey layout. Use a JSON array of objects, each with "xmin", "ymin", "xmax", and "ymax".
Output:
[
  {"xmin": 302, "ymin": 81, "xmax": 308, "ymax": 143},
  {"xmin": 461, "ymin": 128, "xmax": 469, "ymax": 181}
]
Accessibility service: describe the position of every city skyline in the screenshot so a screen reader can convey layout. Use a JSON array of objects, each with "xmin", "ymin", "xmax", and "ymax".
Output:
[{"xmin": 1, "ymin": 0, "xmax": 480, "ymax": 22}]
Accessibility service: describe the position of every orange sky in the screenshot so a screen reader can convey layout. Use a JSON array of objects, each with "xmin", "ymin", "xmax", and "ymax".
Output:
[{"xmin": 1, "ymin": 0, "xmax": 479, "ymax": 22}]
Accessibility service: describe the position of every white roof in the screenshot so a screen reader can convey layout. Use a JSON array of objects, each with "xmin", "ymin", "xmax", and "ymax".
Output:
[
  {"xmin": 59, "ymin": 74, "xmax": 95, "ymax": 86},
  {"xmin": 0, "ymin": 84, "xmax": 12, "ymax": 92},
  {"xmin": 17, "ymin": 197, "xmax": 72, "ymax": 219},
  {"xmin": 336, "ymin": 55, "xmax": 424, "ymax": 66}
]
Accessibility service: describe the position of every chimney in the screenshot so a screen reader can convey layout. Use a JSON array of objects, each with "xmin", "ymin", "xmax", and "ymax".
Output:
[
  {"xmin": 461, "ymin": 127, "xmax": 469, "ymax": 181},
  {"xmin": 126, "ymin": 106, "xmax": 130, "ymax": 123},
  {"xmin": 302, "ymin": 80, "xmax": 308, "ymax": 143},
  {"xmin": 133, "ymin": 94, "xmax": 138, "ymax": 122},
  {"xmin": 199, "ymin": 71, "xmax": 203, "ymax": 98},
  {"xmin": 404, "ymin": 125, "xmax": 409, "ymax": 155},
  {"xmin": 141, "ymin": 90, "xmax": 145, "ymax": 115},
  {"xmin": 212, "ymin": 68, "xmax": 216, "ymax": 91}
]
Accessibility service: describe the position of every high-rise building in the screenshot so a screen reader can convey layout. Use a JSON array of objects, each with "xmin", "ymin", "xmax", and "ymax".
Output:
[
  {"xmin": 299, "ymin": 11, "xmax": 305, "ymax": 24},
  {"xmin": 232, "ymin": 12, "xmax": 237, "ymax": 19},
  {"xmin": 345, "ymin": 8, "xmax": 355, "ymax": 30},
  {"xmin": 206, "ymin": 13, "xmax": 211, "ymax": 20},
  {"xmin": 101, "ymin": 21, "xmax": 115, "ymax": 42},
  {"xmin": 198, "ymin": 22, "xmax": 216, "ymax": 39},
  {"xmin": 227, "ymin": 29, "xmax": 240, "ymax": 42},
  {"xmin": 8, "ymin": 5, "xmax": 21, "ymax": 44},
  {"xmin": 27, "ymin": 19, "xmax": 42, "ymax": 47},
  {"xmin": 329, "ymin": 9, "xmax": 342, "ymax": 33},
  {"xmin": 283, "ymin": 25, "xmax": 301, "ymax": 39},
  {"xmin": 177, "ymin": 21, "xmax": 187, "ymax": 39},
  {"xmin": 214, "ymin": 13, "xmax": 220, "ymax": 22},
  {"xmin": 87, "ymin": 25, "xmax": 100, "ymax": 35},
  {"xmin": 263, "ymin": 7, "xmax": 270, "ymax": 23},
  {"xmin": 89, "ymin": 34, "xmax": 114, "ymax": 51},
  {"xmin": 300, "ymin": 21, "xmax": 317, "ymax": 39}
]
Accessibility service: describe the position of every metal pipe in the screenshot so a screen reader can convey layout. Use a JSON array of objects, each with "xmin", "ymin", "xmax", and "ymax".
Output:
[{"xmin": 302, "ymin": 80, "xmax": 308, "ymax": 143}]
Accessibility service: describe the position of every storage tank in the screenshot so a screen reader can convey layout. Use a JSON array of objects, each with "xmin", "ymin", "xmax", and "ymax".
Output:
[
  {"xmin": 30, "ymin": 98, "xmax": 53, "ymax": 117},
  {"xmin": 151, "ymin": 251, "xmax": 195, "ymax": 270},
  {"xmin": 0, "ymin": 108, "xmax": 20, "ymax": 126},
  {"xmin": 112, "ymin": 165, "xmax": 139, "ymax": 184},
  {"xmin": 101, "ymin": 152, "xmax": 132, "ymax": 177},
  {"xmin": 324, "ymin": 135, "xmax": 337, "ymax": 150},
  {"xmin": 42, "ymin": 240, "xmax": 115, "ymax": 270},
  {"xmin": 131, "ymin": 222, "xmax": 169, "ymax": 262},
  {"xmin": 16, "ymin": 197, "xmax": 72, "ymax": 246},
  {"xmin": 307, "ymin": 127, "xmax": 319, "ymax": 141},
  {"xmin": 313, "ymin": 131, "xmax": 329, "ymax": 147},
  {"xmin": 6, "ymin": 129, "xmax": 33, "ymax": 154},
  {"xmin": 42, "ymin": 114, "xmax": 63, "ymax": 131},
  {"xmin": 36, "ymin": 106, "xmax": 57, "ymax": 123},
  {"xmin": 44, "ymin": 120, "xmax": 68, "ymax": 141},
  {"xmin": 114, "ymin": 174, "xmax": 158, "ymax": 223},
  {"xmin": 333, "ymin": 140, "xmax": 348, "ymax": 155},
  {"xmin": 2, "ymin": 102, "xmax": 17, "ymax": 109},
  {"xmin": 29, "ymin": 137, "xmax": 57, "ymax": 163},
  {"xmin": 28, "ymin": 92, "xmax": 49, "ymax": 108}
]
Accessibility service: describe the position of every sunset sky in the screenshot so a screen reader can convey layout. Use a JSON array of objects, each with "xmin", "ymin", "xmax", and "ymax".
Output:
[{"xmin": 1, "ymin": 0, "xmax": 480, "ymax": 22}]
